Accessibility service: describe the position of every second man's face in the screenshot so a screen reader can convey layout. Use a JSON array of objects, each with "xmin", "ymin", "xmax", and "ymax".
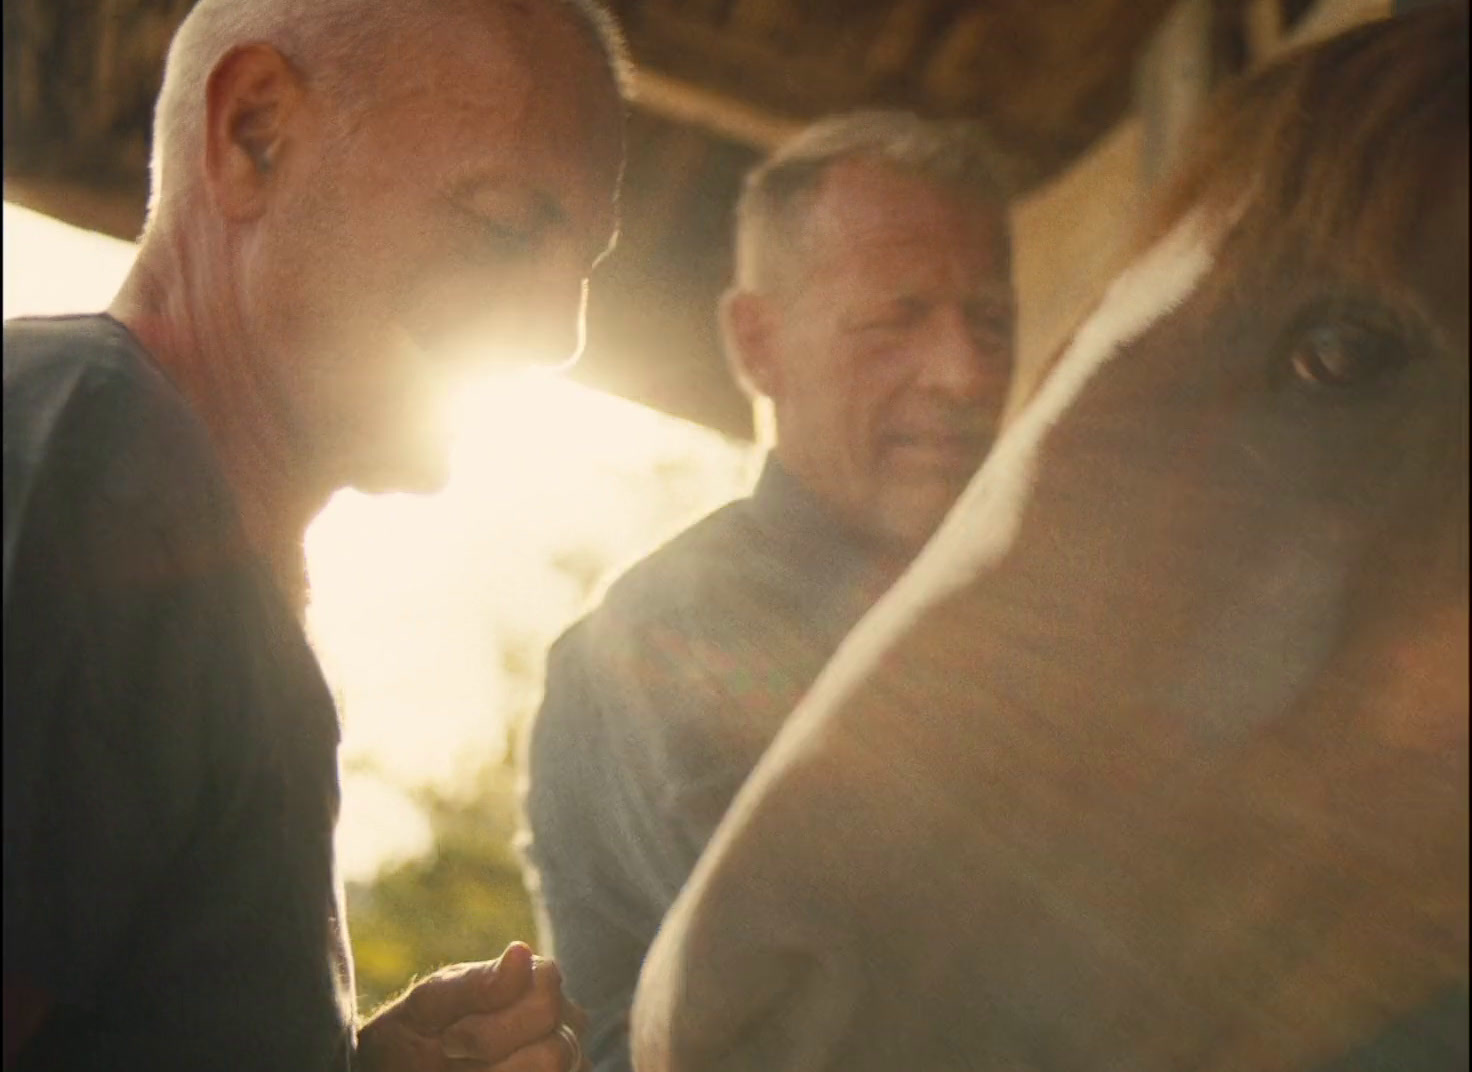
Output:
[{"xmin": 766, "ymin": 158, "xmax": 1015, "ymax": 556}]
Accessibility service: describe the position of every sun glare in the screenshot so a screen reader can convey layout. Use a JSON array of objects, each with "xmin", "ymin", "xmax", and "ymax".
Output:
[
  {"xmin": 5, "ymin": 201, "xmax": 756, "ymax": 882},
  {"xmin": 3, "ymin": 202, "xmax": 139, "ymax": 317},
  {"xmin": 308, "ymin": 369, "xmax": 754, "ymax": 877}
]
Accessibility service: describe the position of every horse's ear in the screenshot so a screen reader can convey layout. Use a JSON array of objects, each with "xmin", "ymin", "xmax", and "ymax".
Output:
[{"xmin": 720, "ymin": 289, "xmax": 784, "ymax": 400}]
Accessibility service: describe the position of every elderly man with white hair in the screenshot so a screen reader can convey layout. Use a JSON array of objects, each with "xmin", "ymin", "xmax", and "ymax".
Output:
[{"xmin": 3, "ymin": 1, "xmax": 624, "ymax": 1069}]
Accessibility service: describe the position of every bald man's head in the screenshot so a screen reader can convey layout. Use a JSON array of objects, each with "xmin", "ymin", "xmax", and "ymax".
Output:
[
  {"xmin": 146, "ymin": 0, "xmax": 629, "ymax": 231},
  {"xmin": 130, "ymin": 0, "xmax": 626, "ymax": 496}
]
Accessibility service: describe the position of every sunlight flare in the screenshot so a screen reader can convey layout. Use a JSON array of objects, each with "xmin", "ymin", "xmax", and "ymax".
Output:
[{"xmin": 5, "ymin": 202, "xmax": 755, "ymax": 883}]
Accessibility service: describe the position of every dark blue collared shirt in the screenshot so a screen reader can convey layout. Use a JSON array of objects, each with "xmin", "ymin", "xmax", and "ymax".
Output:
[{"xmin": 520, "ymin": 457, "xmax": 893, "ymax": 1072}]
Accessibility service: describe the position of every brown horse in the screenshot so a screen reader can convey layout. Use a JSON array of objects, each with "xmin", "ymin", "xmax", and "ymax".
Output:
[{"xmin": 631, "ymin": 6, "xmax": 1469, "ymax": 1071}]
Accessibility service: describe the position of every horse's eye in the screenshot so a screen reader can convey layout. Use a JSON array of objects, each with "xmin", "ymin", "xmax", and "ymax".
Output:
[{"xmin": 1289, "ymin": 322, "xmax": 1406, "ymax": 388}]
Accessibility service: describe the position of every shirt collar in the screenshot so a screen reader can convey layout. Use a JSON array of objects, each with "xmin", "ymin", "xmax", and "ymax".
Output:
[{"xmin": 748, "ymin": 454, "xmax": 875, "ymax": 566}]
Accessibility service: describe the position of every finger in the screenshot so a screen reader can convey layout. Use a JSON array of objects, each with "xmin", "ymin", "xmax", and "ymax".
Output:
[
  {"xmin": 482, "ymin": 1028, "xmax": 585, "ymax": 1072},
  {"xmin": 560, "ymin": 995, "xmax": 587, "ymax": 1039},
  {"xmin": 404, "ymin": 942, "xmax": 536, "ymax": 1033},
  {"xmin": 440, "ymin": 956, "xmax": 567, "ymax": 1063}
]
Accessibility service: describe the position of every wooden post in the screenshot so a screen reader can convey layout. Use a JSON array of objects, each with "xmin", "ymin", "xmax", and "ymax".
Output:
[
  {"xmin": 1281, "ymin": 0, "xmax": 1394, "ymax": 49},
  {"xmin": 1244, "ymin": 0, "xmax": 1285, "ymax": 66},
  {"xmin": 1134, "ymin": 0, "xmax": 1215, "ymax": 190}
]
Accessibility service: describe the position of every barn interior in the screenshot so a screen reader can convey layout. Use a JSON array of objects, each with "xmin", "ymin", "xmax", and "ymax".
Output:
[{"xmin": 4, "ymin": 0, "xmax": 1397, "ymax": 441}]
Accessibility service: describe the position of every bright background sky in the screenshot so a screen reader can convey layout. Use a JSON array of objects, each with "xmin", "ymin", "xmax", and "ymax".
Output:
[{"xmin": 3, "ymin": 201, "xmax": 756, "ymax": 881}]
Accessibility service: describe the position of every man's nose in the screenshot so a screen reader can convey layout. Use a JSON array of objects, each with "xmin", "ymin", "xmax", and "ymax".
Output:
[{"xmin": 915, "ymin": 306, "xmax": 1011, "ymax": 403}]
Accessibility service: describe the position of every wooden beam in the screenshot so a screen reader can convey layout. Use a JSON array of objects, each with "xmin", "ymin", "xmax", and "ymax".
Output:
[
  {"xmin": 3, "ymin": 71, "xmax": 803, "ymax": 240},
  {"xmin": 1245, "ymin": 0, "xmax": 1286, "ymax": 65},
  {"xmin": 1243, "ymin": 0, "xmax": 1394, "ymax": 67},
  {"xmin": 629, "ymin": 68, "xmax": 803, "ymax": 151},
  {"xmin": 632, "ymin": 10, "xmax": 870, "ymax": 121},
  {"xmin": 1276, "ymin": 0, "xmax": 1392, "ymax": 51},
  {"xmin": 3, "ymin": 173, "xmax": 145, "ymax": 243},
  {"xmin": 1133, "ymin": 0, "xmax": 1215, "ymax": 189}
]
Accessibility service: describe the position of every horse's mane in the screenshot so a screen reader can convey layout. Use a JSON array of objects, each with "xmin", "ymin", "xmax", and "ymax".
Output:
[
  {"xmin": 1019, "ymin": 4, "xmax": 1468, "ymax": 405},
  {"xmin": 1144, "ymin": 1, "xmax": 1468, "ymax": 270}
]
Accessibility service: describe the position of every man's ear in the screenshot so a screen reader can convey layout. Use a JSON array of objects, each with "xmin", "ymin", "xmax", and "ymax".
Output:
[
  {"xmin": 204, "ymin": 44, "xmax": 307, "ymax": 220},
  {"xmin": 720, "ymin": 289, "xmax": 784, "ymax": 400}
]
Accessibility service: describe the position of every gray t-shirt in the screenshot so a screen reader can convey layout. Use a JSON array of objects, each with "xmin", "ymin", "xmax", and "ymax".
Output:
[{"xmin": 3, "ymin": 315, "xmax": 356, "ymax": 1070}]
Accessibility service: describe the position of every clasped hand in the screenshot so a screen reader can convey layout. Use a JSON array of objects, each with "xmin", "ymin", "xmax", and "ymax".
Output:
[{"xmin": 358, "ymin": 942, "xmax": 588, "ymax": 1071}]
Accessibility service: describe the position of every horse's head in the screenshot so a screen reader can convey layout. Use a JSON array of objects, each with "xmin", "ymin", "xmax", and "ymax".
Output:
[{"xmin": 632, "ymin": 7, "xmax": 1469, "ymax": 1071}]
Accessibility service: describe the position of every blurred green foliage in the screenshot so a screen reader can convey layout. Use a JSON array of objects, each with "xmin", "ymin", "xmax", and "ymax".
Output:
[
  {"xmin": 346, "ymin": 754, "xmax": 538, "ymax": 1013},
  {"xmin": 340, "ymin": 560, "xmax": 600, "ymax": 1014},
  {"xmin": 339, "ymin": 444, "xmax": 756, "ymax": 1014}
]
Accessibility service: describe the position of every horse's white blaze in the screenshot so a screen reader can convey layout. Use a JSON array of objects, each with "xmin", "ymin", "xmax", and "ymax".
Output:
[
  {"xmin": 641, "ymin": 212, "xmax": 1232, "ymax": 1059},
  {"xmin": 795, "ymin": 212, "xmax": 1223, "ymax": 727}
]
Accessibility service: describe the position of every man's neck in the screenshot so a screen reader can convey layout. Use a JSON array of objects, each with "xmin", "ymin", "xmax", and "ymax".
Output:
[{"xmin": 108, "ymin": 228, "xmax": 330, "ymax": 615}]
